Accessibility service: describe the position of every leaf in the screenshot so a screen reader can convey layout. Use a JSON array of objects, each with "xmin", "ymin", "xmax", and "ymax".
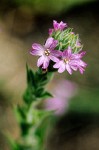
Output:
[
  {"xmin": 26, "ymin": 64, "xmax": 36, "ymax": 88},
  {"xmin": 41, "ymin": 91, "xmax": 53, "ymax": 99},
  {"xmin": 20, "ymin": 122, "xmax": 32, "ymax": 136},
  {"xmin": 14, "ymin": 105, "xmax": 27, "ymax": 123},
  {"xmin": 35, "ymin": 69, "xmax": 53, "ymax": 87},
  {"xmin": 35, "ymin": 87, "xmax": 44, "ymax": 97},
  {"xmin": 23, "ymin": 87, "xmax": 36, "ymax": 104},
  {"xmin": 34, "ymin": 115, "xmax": 52, "ymax": 148},
  {"xmin": 6, "ymin": 134, "xmax": 20, "ymax": 150}
]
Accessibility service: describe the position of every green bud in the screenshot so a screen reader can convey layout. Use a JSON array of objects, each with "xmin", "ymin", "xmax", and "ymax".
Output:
[{"xmin": 52, "ymin": 28, "xmax": 83, "ymax": 53}]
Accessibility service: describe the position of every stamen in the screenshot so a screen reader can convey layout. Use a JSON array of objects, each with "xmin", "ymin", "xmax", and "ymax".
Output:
[
  {"xmin": 64, "ymin": 58, "xmax": 69, "ymax": 64},
  {"xmin": 44, "ymin": 49, "xmax": 50, "ymax": 56}
]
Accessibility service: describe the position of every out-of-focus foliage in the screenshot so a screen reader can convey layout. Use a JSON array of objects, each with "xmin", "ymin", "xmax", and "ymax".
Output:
[
  {"xmin": 14, "ymin": 0, "xmax": 93, "ymax": 15},
  {"xmin": 69, "ymin": 88, "xmax": 99, "ymax": 114}
]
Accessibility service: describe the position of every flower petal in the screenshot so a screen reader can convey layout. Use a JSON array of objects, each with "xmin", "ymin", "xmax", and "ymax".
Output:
[
  {"xmin": 58, "ymin": 64, "xmax": 66, "ymax": 73},
  {"xmin": 45, "ymin": 37, "xmax": 58, "ymax": 50},
  {"xmin": 51, "ymin": 50, "xmax": 61, "ymax": 57},
  {"xmin": 42, "ymin": 57, "xmax": 50, "ymax": 69},
  {"xmin": 59, "ymin": 21, "xmax": 67, "ymax": 30},
  {"xmin": 66, "ymin": 64, "xmax": 72, "ymax": 74},
  {"xmin": 50, "ymin": 40, "xmax": 58, "ymax": 49},
  {"xmin": 78, "ymin": 66, "xmax": 85, "ymax": 74},
  {"xmin": 53, "ymin": 20, "xmax": 67, "ymax": 31},
  {"xmin": 72, "ymin": 51, "xmax": 86, "ymax": 59},
  {"xmin": 62, "ymin": 47, "xmax": 72, "ymax": 58},
  {"xmin": 49, "ymin": 28, "xmax": 54, "ymax": 35},
  {"xmin": 37, "ymin": 56, "xmax": 45, "ymax": 67},
  {"xmin": 55, "ymin": 61, "xmax": 66, "ymax": 73},
  {"xmin": 49, "ymin": 55, "xmax": 59, "ymax": 62},
  {"xmin": 53, "ymin": 20, "xmax": 59, "ymax": 30},
  {"xmin": 69, "ymin": 59, "xmax": 80, "ymax": 66},
  {"xmin": 79, "ymin": 60, "xmax": 87, "ymax": 67},
  {"xmin": 80, "ymin": 51, "xmax": 86, "ymax": 57},
  {"xmin": 31, "ymin": 43, "xmax": 44, "ymax": 56},
  {"xmin": 53, "ymin": 61, "xmax": 63, "ymax": 68},
  {"xmin": 70, "ymin": 65, "xmax": 78, "ymax": 71},
  {"xmin": 44, "ymin": 37, "xmax": 54, "ymax": 49},
  {"xmin": 62, "ymin": 50, "xmax": 68, "ymax": 58},
  {"xmin": 67, "ymin": 46, "xmax": 72, "ymax": 57}
]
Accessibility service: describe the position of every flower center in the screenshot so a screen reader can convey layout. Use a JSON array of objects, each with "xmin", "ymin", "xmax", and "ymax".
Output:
[
  {"xmin": 63, "ymin": 58, "xmax": 69, "ymax": 64},
  {"xmin": 44, "ymin": 49, "xmax": 50, "ymax": 56}
]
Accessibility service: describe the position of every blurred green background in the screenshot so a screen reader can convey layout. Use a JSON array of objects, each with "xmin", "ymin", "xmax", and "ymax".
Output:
[{"xmin": 0, "ymin": 0, "xmax": 99, "ymax": 150}]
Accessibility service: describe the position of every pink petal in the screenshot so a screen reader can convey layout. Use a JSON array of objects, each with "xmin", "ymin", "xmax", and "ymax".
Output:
[
  {"xmin": 49, "ymin": 55, "xmax": 59, "ymax": 62},
  {"xmin": 53, "ymin": 20, "xmax": 59, "ymax": 30},
  {"xmin": 59, "ymin": 21, "xmax": 67, "ymax": 30},
  {"xmin": 45, "ymin": 37, "xmax": 58, "ymax": 50},
  {"xmin": 50, "ymin": 40, "xmax": 58, "ymax": 49},
  {"xmin": 80, "ymin": 51, "xmax": 86, "ymax": 57},
  {"xmin": 62, "ymin": 50, "xmax": 68, "ymax": 58},
  {"xmin": 66, "ymin": 64, "xmax": 72, "ymax": 74},
  {"xmin": 58, "ymin": 63, "xmax": 65, "ymax": 73},
  {"xmin": 53, "ymin": 61, "xmax": 63, "ymax": 68},
  {"xmin": 71, "ymin": 54, "xmax": 80, "ymax": 59},
  {"xmin": 79, "ymin": 66, "xmax": 85, "ymax": 74},
  {"xmin": 67, "ymin": 46, "xmax": 72, "ymax": 57},
  {"xmin": 76, "ymin": 40, "xmax": 81, "ymax": 47},
  {"xmin": 70, "ymin": 65, "xmax": 78, "ymax": 71},
  {"xmin": 70, "ymin": 60, "xmax": 80, "ymax": 66},
  {"xmin": 31, "ymin": 43, "xmax": 44, "ymax": 56},
  {"xmin": 42, "ymin": 57, "xmax": 50, "ymax": 69},
  {"xmin": 51, "ymin": 50, "xmax": 61, "ymax": 57},
  {"xmin": 37, "ymin": 56, "xmax": 45, "ymax": 67},
  {"xmin": 79, "ymin": 60, "xmax": 87, "ymax": 67},
  {"xmin": 44, "ymin": 37, "xmax": 54, "ymax": 49},
  {"xmin": 49, "ymin": 28, "xmax": 54, "ymax": 35},
  {"xmin": 45, "ymin": 98, "xmax": 67, "ymax": 116},
  {"xmin": 72, "ymin": 51, "xmax": 86, "ymax": 59},
  {"xmin": 62, "ymin": 47, "xmax": 72, "ymax": 58},
  {"xmin": 53, "ymin": 20, "xmax": 67, "ymax": 31}
]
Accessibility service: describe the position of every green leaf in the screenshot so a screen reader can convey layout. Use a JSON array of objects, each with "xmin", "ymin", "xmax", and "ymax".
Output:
[
  {"xmin": 14, "ymin": 105, "xmax": 27, "ymax": 123},
  {"xmin": 41, "ymin": 91, "xmax": 53, "ymax": 99},
  {"xmin": 34, "ymin": 116, "xmax": 52, "ymax": 149},
  {"xmin": 20, "ymin": 122, "xmax": 32, "ymax": 136},
  {"xmin": 6, "ymin": 134, "xmax": 20, "ymax": 150},
  {"xmin": 26, "ymin": 64, "xmax": 36, "ymax": 88},
  {"xmin": 23, "ymin": 87, "xmax": 36, "ymax": 104},
  {"xmin": 35, "ymin": 87, "xmax": 44, "ymax": 97}
]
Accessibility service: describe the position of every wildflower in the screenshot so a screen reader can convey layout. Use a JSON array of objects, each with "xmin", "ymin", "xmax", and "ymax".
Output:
[
  {"xmin": 45, "ymin": 80, "xmax": 77, "ymax": 116},
  {"xmin": 30, "ymin": 37, "xmax": 61, "ymax": 69},
  {"xmin": 49, "ymin": 28, "xmax": 54, "ymax": 35},
  {"xmin": 49, "ymin": 20, "xmax": 67, "ymax": 35},
  {"xmin": 53, "ymin": 46, "xmax": 87, "ymax": 74}
]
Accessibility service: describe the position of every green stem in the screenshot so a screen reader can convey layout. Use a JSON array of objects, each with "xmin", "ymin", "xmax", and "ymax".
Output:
[{"xmin": 14, "ymin": 67, "xmax": 54, "ymax": 150}]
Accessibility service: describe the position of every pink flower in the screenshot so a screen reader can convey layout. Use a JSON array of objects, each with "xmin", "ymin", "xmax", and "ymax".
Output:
[
  {"xmin": 45, "ymin": 80, "xmax": 77, "ymax": 116},
  {"xmin": 30, "ymin": 37, "xmax": 61, "ymax": 69},
  {"xmin": 75, "ymin": 40, "xmax": 81, "ymax": 48},
  {"xmin": 53, "ymin": 20, "xmax": 67, "ymax": 30},
  {"xmin": 49, "ymin": 28, "xmax": 54, "ymax": 35},
  {"xmin": 53, "ymin": 46, "xmax": 87, "ymax": 74},
  {"xmin": 49, "ymin": 20, "xmax": 67, "ymax": 35}
]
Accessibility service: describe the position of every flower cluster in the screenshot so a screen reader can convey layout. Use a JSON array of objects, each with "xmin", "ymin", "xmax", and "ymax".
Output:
[
  {"xmin": 49, "ymin": 20, "xmax": 67, "ymax": 35},
  {"xmin": 30, "ymin": 20, "xmax": 87, "ymax": 74}
]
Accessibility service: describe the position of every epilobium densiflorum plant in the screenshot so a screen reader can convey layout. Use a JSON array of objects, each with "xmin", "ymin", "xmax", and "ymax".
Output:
[
  {"xmin": 31, "ymin": 20, "xmax": 87, "ymax": 74},
  {"xmin": 9, "ymin": 20, "xmax": 87, "ymax": 150}
]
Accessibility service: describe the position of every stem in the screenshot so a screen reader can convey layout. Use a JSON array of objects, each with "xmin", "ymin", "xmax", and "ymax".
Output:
[{"xmin": 13, "ymin": 66, "xmax": 54, "ymax": 150}]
